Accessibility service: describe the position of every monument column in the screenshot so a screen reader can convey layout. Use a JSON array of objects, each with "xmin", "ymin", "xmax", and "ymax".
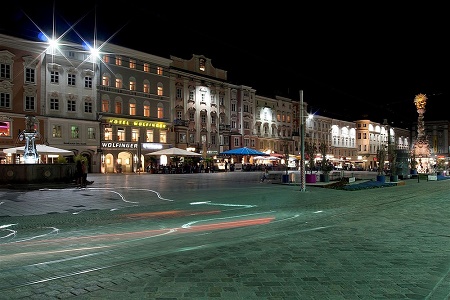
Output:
[{"xmin": 411, "ymin": 94, "xmax": 431, "ymax": 173}]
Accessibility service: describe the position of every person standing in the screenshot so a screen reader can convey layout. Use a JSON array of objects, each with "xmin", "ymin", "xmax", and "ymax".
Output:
[
  {"xmin": 81, "ymin": 160, "xmax": 87, "ymax": 187},
  {"xmin": 76, "ymin": 160, "xmax": 83, "ymax": 187},
  {"xmin": 261, "ymin": 168, "xmax": 269, "ymax": 182}
]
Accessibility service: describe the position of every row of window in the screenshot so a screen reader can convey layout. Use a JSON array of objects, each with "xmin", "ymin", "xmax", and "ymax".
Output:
[
  {"xmin": 1, "ymin": 62, "xmax": 36, "ymax": 84},
  {"xmin": 49, "ymin": 71, "xmax": 93, "ymax": 88},
  {"xmin": 176, "ymin": 88, "xmax": 225, "ymax": 105},
  {"xmin": 101, "ymin": 75, "xmax": 164, "ymax": 96},
  {"xmin": 102, "ymin": 55, "xmax": 164, "ymax": 75},
  {"xmin": 49, "ymin": 98, "xmax": 93, "ymax": 113},
  {"xmin": 51, "ymin": 125, "xmax": 96, "ymax": 139},
  {"xmin": 0, "ymin": 92, "xmax": 36, "ymax": 110},
  {"xmin": 103, "ymin": 128, "xmax": 166, "ymax": 143},
  {"xmin": 101, "ymin": 99, "xmax": 164, "ymax": 118},
  {"xmin": 176, "ymin": 133, "xmax": 221, "ymax": 146},
  {"xmin": 51, "ymin": 125, "xmax": 169, "ymax": 143}
]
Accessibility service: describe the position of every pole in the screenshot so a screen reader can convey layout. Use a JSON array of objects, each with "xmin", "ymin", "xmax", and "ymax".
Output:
[
  {"xmin": 384, "ymin": 119, "xmax": 390, "ymax": 172},
  {"xmin": 300, "ymin": 90, "xmax": 306, "ymax": 192},
  {"xmin": 137, "ymin": 137, "xmax": 141, "ymax": 174}
]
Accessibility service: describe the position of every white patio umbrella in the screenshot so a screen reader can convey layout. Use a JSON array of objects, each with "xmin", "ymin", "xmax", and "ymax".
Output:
[
  {"xmin": 267, "ymin": 156, "xmax": 282, "ymax": 160},
  {"xmin": 253, "ymin": 156, "xmax": 269, "ymax": 160},
  {"xmin": 3, "ymin": 145, "xmax": 74, "ymax": 156},
  {"xmin": 145, "ymin": 147, "xmax": 201, "ymax": 157}
]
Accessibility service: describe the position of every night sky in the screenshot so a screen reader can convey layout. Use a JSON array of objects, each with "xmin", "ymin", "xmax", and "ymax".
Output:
[{"xmin": 2, "ymin": 1, "xmax": 448, "ymax": 127}]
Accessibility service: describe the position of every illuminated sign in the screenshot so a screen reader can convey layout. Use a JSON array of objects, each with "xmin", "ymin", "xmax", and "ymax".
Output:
[
  {"xmin": 142, "ymin": 143, "xmax": 163, "ymax": 150},
  {"xmin": 107, "ymin": 118, "xmax": 167, "ymax": 129},
  {"xmin": 101, "ymin": 142, "xmax": 165, "ymax": 150},
  {"xmin": 101, "ymin": 142, "xmax": 138, "ymax": 149}
]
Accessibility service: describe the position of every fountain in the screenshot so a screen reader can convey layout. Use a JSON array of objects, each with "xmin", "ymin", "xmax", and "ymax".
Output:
[
  {"xmin": 0, "ymin": 115, "xmax": 75, "ymax": 185},
  {"xmin": 19, "ymin": 114, "xmax": 39, "ymax": 164},
  {"xmin": 411, "ymin": 93, "xmax": 431, "ymax": 173}
]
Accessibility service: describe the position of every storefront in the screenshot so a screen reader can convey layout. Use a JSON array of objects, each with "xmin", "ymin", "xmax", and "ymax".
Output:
[{"xmin": 99, "ymin": 117, "xmax": 171, "ymax": 173}]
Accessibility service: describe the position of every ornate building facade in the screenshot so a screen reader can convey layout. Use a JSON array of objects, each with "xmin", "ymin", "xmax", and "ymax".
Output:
[{"xmin": 0, "ymin": 34, "xmax": 45, "ymax": 164}]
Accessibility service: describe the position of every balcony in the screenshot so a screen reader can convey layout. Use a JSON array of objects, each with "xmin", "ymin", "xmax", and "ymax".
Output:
[
  {"xmin": 98, "ymin": 85, "xmax": 155, "ymax": 99},
  {"xmin": 173, "ymin": 119, "xmax": 189, "ymax": 127},
  {"xmin": 219, "ymin": 124, "xmax": 231, "ymax": 131}
]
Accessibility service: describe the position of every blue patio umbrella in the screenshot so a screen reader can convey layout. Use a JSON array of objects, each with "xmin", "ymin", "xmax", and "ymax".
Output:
[{"xmin": 219, "ymin": 147, "xmax": 269, "ymax": 156}]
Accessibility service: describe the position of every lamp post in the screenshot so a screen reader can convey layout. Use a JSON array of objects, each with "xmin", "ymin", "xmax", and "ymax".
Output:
[
  {"xmin": 137, "ymin": 136, "xmax": 142, "ymax": 174},
  {"xmin": 383, "ymin": 119, "xmax": 390, "ymax": 171},
  {"xmin": 299, "ymin": 90, "xmax": 306, "ymax": 192}
]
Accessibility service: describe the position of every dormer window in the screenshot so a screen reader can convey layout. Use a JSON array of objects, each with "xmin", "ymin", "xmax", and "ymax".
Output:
[{"xmin": 199, "ymin": 58, "xmax": 206, "ymax": 71}]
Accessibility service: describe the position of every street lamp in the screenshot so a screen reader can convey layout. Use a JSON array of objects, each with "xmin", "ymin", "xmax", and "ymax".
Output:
[{"xmin": 299, "ymin": 90, "xmax": 306, "ymax": 192}]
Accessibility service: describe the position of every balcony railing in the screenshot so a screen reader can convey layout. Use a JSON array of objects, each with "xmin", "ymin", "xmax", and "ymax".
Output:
[
  {"xmin": 219, "ymin": 124, "xmax": 231, "ymax": 131},
  {"xmin": 173, "ymin": 119, "xmax": 189, "ymax": 126},
  {"xmin": 98, "ymin": 85, "xmax": 168, "ymax": 100}
]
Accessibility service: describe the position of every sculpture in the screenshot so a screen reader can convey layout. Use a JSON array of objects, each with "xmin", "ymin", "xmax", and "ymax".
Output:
[
  {"xmin": 411, "ymin": 94, "xmax": 431, "ymax": 173},
  {"xmin": 19, "ymin": 115, "xmax": 40, "ymax": 164}
]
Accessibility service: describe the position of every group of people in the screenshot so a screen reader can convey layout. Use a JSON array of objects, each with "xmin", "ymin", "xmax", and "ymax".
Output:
[{"xmin": 76, "ymin": 160, "xmax": 93, "ymax": 187}]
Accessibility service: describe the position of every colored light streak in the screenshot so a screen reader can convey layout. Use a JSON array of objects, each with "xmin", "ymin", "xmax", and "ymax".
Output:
[
  {"xmin": 121, "ymin": 210, "xmax": 221, "ymax": 220},
  {"xmin": 1, "ymin": 216, "xmax": 275, "ymax": 250}
]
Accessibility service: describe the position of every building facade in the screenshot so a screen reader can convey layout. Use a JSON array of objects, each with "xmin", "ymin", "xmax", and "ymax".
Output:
[
  {"xmin": 97, "ymin": 43, "xmax": 172, "ymax": 173},
  {"xmin": 42, "ymin": 38, "xmax": 100, "ymax": 172},
  {"xmin": 355, "ymin": 119, "xmax": 410, "ymax": 171},
  {"xmin": 0, "ymin": 34, "xmax": 45, "ymax": 164},
  {"xmin": 169, "ymin": 54, "xmax": 232, "ymax": 159},
  {"xmin": 2, "ymin": 33, "xmax": 449, "ymax": 174}
]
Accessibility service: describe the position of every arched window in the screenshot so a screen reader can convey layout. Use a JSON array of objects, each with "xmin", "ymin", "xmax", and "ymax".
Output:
[
  {"xmin": 129, "ymin": 77, "xmax": 136, "ymax": 91},
  {"xmin": 143, "ymin": 79, "xmax": 150, "ymax": 93},
  {"xmin": 157, "ymin": 83, "xmax": 163, "ymax": 96},
  {"xmin": 157, "ymin": 102, "xmax": 164, "ymax": 119},
  {"xmin": 102, "ymin": 73, "xmax": 111, "ymax": 86}
]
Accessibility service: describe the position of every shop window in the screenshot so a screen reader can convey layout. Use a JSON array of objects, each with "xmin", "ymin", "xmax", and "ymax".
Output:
[
  {"xmin": 87, "ymin": 127, "xmax": 95, "ymax": 139},
  {"xmin": 71, "ymin": 125, "xmax": 79, "ymax": 138},
  {"xmin": 160, "ymin": 131, "xmax": 166, "ymax": 143},
  {"xmin": 52, "ymin": 124, "xmax": 62, "ymax": 138},
  {"xmin": 131, "ymin": 128, "xmax": 139, "ymax": 142},
  {"xmin": 0, "ymin": 120, "xmax": 11, "ymax": 137},
  {"xmin": 146, "ymin": 130, "xmax": 153, "ymax": 142}
]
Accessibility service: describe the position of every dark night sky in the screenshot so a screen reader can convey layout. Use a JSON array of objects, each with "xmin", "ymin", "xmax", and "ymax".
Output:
[{"xmin": 2, "ymin": 1, "xmax": 448, "ymax": 128}]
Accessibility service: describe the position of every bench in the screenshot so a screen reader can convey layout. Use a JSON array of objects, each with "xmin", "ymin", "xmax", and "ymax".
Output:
[{"xmin": 264, "ymin": 173, "xmax": 281, "ymax": 182}]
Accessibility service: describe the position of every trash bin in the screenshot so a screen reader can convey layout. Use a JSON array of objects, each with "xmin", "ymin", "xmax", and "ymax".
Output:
[{"xmin": 281, "ymin": 174, "xmax": 289, "ymax": 183}]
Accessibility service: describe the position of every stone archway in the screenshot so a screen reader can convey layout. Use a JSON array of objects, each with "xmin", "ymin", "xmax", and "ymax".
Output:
[
  {"xmin": 117, "ymin": 151, "xmax": 133, "ymax": 173},
  {"xmin": 104, "ymin": 153, "xmax": 114, "ymax": 173}
]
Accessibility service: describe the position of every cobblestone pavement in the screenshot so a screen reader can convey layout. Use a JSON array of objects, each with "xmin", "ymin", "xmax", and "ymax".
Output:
[{"xmin": 0, "ymin": 172, "xmax": 449, "ymax": 299}]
